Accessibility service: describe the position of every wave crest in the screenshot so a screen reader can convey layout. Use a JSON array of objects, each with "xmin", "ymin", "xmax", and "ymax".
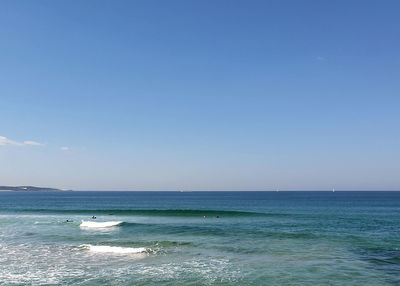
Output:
[
  {"xmin": 17, "ymin": 209, "xmax": 265, "ymax": 217},
  {"xmin": 80, "ymin": 220, "xmax": 123, "ymax": 228},
  {"xmin": 82, "ymin": 244, "xmax": 148, "ymax": 254}
]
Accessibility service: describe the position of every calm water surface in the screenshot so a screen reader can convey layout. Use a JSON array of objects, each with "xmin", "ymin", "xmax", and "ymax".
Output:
[{"xmin": 0, "ymin": 191, "xmax": 399, "ymax": 285}]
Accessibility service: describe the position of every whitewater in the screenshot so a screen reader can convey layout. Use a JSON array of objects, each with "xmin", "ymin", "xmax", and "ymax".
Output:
[{"xmin": 80, "ymin": 220, "xmax": 123, "ymax": 228}]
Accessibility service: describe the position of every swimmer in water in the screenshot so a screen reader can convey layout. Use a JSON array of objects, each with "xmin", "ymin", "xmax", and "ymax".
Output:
[{"xmin": 92, "ymin": 216, "xmax": 96, "ymax": 219}]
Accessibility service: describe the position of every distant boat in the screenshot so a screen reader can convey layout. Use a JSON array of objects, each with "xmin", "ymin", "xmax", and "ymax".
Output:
[{"xmin": 332, "ymin": 188, "xmax": 335, "ymax": 192}]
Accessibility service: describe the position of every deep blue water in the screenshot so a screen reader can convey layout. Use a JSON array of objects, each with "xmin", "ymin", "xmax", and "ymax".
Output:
[{"xmin": 1, "ymin": 191, "xmax": 399, "ymax": 285}]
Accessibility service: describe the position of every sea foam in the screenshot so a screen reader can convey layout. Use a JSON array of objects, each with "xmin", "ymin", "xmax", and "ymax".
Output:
[
  {"xmin": 83, "ymin": 245, "xmax": 147, "ymax": 254},
  {"xmin": 79, "ymin": 220, "xmax": 122, "ymax": 228}
]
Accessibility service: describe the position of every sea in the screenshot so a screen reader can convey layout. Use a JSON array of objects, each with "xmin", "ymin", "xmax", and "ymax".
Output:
[{"xmin": 0, "ymin": 191, "xmax": 399, "ymax": 286}]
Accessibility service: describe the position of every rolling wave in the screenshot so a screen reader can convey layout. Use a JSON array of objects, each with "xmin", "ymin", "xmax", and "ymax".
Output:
[
  {"xmin": 80, "ymin": 220, "xmax": 123, "ymax": 228},
  {"xmin": 81, "ymin": 244, "xmax": 148, "ymax": 254},
  {"xmin": 5, "ymin": 208, "xmax": 267, "ymax": 217}
]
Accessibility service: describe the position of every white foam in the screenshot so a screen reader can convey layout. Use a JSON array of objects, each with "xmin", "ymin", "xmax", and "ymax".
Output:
[
  {"xmin": 83, "ymin": 245, "xmax": 147, "ymax": 254},
  {"xmin": 79, "ymin": 220, "xmax": 122, "ymax": 228}
]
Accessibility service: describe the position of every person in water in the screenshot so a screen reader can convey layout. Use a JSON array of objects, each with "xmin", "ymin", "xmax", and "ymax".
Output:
[
  {"xmin": 66, "ymin": 219, "xmax": 73, "ymax": 222},
  {"xmin": 91, "ymin": 216, "xmax": 96, "ymax": 219}
]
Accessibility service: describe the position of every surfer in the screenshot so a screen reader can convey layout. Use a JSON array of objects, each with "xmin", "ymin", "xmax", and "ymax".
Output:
[
  {"xmin": 66, "ymin": 219, "xmax": 73, "ymax": 222},
  {"xmin": 92, "ymin": 216, "xmax": 97, "ymax": 219}
]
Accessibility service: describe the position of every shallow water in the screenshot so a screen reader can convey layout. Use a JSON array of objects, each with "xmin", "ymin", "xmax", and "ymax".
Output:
[{"xmin": 0, "ymin": 191, "xmax": 399, "ymax": 285}]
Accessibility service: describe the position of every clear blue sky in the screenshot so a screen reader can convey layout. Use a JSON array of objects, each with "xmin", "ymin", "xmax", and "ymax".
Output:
[{"xmin": 0, "ymin": 0, "xmax": 399, "ymax": 190}]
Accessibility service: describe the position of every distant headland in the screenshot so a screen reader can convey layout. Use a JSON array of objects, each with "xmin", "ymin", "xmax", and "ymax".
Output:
[{"xmin": 0, "ymin": 186, "xmax": 70, "ymax": 192}]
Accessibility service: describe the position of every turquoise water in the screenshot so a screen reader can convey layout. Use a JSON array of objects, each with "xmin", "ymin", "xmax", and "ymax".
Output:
[{"xmin": 0, "ymin": 191, "xmax": 399, "ymax": 285}]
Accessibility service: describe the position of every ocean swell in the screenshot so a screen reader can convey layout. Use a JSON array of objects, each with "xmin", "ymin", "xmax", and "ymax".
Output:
[{"xmin": 4, "ymin": 208, "xmax": 266, "ymax": 217}]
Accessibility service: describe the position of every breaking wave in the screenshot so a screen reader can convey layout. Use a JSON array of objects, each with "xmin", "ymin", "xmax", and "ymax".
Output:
[
  {"xmin": 81, "ymin": 244, "xmax": 148, "ymax": 254},
  {"xmin": 79, "ymin": 220, "xmax": 123, "ymax": 228}
]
